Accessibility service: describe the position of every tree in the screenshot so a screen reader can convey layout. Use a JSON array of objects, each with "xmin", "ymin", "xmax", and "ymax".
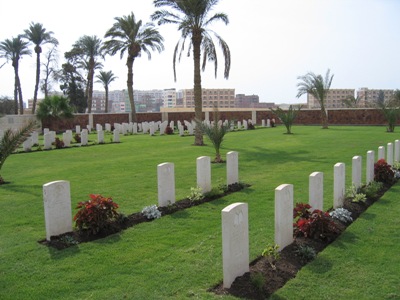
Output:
[
  {"xmin": 297, "ymin": 69, "xmax": 333, "ymax": 129},
  {"xmin": 71, "ymin": 35, "xmax": 103, "ymax": 113},
  {"xmin": 23, "ymin": 22, "xmax": 59, "ymax": 114},
  {"xmin": 96, "ymin": 70, "xmax": 117, "ymax": 113},
  {"xmin": 103, "ymin": 12, "xmax": 164, "ymax": 122},
  {"xmin": 342, "ymin": 94, "xmax": 362, "ymax": 108},
  {"xmin": 152, "ymin": 0, "xmax": 231, "ymax": 145},
  {"xmin": 36, "ymin": 95, "xmax": 74, "ymax": 122},
  {"xmin": 0, "ymin": 120, "xmax": 38, "ymax": 183},
  {"xmin": 376, "ymin": 91, "xmax": 400, "ymax": 133},
  {"xmin": 40, "ymin": 47, "xmax": 59, "ymax": 98},
  {"xmin": 0, "ymin": 97, "xmax": 15, "ymax": 116},
  {"xmin": 196, "ymin": 106, "xmax": 230, "ymax": 163},
  {"xmin": 0, "ymin": 36, "xmax": 31, "ymax": 114},
  {"xmin": 270, "ymin": 105, "xmax": 302, "ymax": 134}
]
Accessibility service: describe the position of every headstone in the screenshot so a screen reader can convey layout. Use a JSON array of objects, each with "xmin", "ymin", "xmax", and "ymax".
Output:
[
  {"xmin": 96, "ymin": 124, "xmax": 102, "ymax": 132},
  {"xmin": 262, "ymin": 119, "xmax": 265, "ymax": 127},
  {"xmin": 149, "ymin": 123, "xmax": 155, "ymax": 136},
  {"xmin": 352, "ymin": 156, "xmax": 362, "ymax": 189},
  {"xmin": 309, "ymin": 172, "xmax": 323, "ymax": 211},
  {"xmin": 43, "ymin": 180, "xmax": 72, "ymax": 241},
  {"xmin": 138, "ymin": 123, "xmax": 143, "ymax": 132},
  {"xmin": 179, "ymin": 125, "xmax": 184, "ymax": 136},
  {"xmin": 98, "ymin": 130, "xmax": 104, "ymax": 144},
  {"xmin": 113, "ymin": 129, "xmax": 120, "ymax": 143},
  {"xmin": 366, "ymin": 150, "xmax": 374, "ymax": 184},
  {"xmin": 197, "ymin": 156, "xmax": 211, "ymax": 193},
  {"xmin": 23, "ymin": 137, "xmax": 32, "ymax": 152},
  {"xmin": 81, "ymin": 129, "xmax": 88, "ymax": 146},
  {"xmin": 275, "ymin": 184, "xmax": 293, "ymax": 251},
  {"xmin": 334, "ymin": 162, "xmax": 345, "ymax": 208},
  {"xmin": 128, "ymin": 122, "xmax": 133, "ymax": 134},
  {"xmin": 387, "ymin": 143, "xmax": 393, "ymax": 165},
  {"xmin": 43, "ymin": 128, "xmax": 50, "ymax": 135},
  {"xmin": 105, "ymin": 123, "xmax": 111, "ymax": 132},
  {"xmin": 31, "ymin": 131, "xmax": 39, "ymax": 145},
  {"xmin": 62, "ymin": 133, "xmax": 70, "ymax": 147},
  {"xmin": 378, "ymin": 146, "xmax": 385, "ymax": 160},
  {"xmin": 133, "ymin": 122, "xmax": 138, "ymax": 134},
  {"xmin": 243, "ymin": 120, "xmax": 248, "ymax": 130},
  {"xmin": 169, "ymin": 121, "xmax": 174, "ymax": 130},
  {"xmin": 227, "ymin": 151, "xmax": 239, "ymax": 185},
  {"xmin": 395, "ymin": 140, "xmax": 400, "ymax": 162},
  {"xmin": 267, "ymin": 119, "xmax": 271, "ymax": 127},
  {"xmin": 50, "ymin": 131, "xmax": 56, "ymax": 143},
  {"xmin": 222, "ymin": 202, "xmax": 249, "ymax": 288},
  {"xmin": 75, "ymin": 125, "xmax": 81, "ymax": 134},
  {"xmin": 44, "ymin": 133, "xmax": 52, "ymax": 150},
  {"xmin": 66, "ymin": 130, "xmax": 73, "ymax": 144},
  {"xmin": 122, "ymin": 123, "xmax": 129, "ymax": 135},
  {"xmin": 86, "ymin": 125, "xmax": 91, "ymax": 133},
  {"xmin": 157, "ymin": 162, "xmax": 175, "ymax": 207},
  {"xmin": 237, "ymin": 121, "xmax": 241, "ymax": 129}
]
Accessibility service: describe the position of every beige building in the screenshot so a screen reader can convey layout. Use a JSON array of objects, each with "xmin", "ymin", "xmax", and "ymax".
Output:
[
  {"xmin": 357, "ymin": 88, "xmax": 395, "ymax": 106},
  {"xmin": 308, "ymin": 89, "xmax": 355, "ymax": 108},
  {"xmin": 182, "ymin": 88, "xmax": 235, "ymax": 108}
]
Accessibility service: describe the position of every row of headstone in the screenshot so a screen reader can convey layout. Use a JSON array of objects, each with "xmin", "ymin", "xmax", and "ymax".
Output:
[
  {"xmin": 221, "ymin": 141, "xmax": 399, "ymax": 288},
  {"xmin": 157, "ymin": 151, "xmax": 239, "ymax": 207}
]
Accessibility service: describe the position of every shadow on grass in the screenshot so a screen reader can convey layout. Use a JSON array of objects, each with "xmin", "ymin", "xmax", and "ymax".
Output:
[
  {"xmin": 330, "ymin": 231, "xmax": 359, "ymax": 250},
  {"xmin": 307, "ymin": 255, "xmax": 333, "ymax": 274},
  {"xmin": 1, "ymin": 184, "xmax": 42, "ymax": 196},
  {"xmin": 47, "ymin": 242, "xmax": 81, "ymax": 259}
]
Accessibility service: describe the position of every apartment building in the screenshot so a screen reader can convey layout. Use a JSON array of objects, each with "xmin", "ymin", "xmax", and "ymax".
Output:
[
  {"xmin": 308, "ymin": 89, "xmax": 355, "ymax": 108},
  {"xmin": 357, "ymin": 88, "xmax": 395, "ymax": 106},
  {"xmin": 182, "ymin": 88, "xmax": 235, "ymax": 108}
]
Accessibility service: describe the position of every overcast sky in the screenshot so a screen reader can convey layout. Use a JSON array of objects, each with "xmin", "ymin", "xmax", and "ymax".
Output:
[{"xmin": 0, "ymin": 0, "xmax": 399, "ymax": 105}]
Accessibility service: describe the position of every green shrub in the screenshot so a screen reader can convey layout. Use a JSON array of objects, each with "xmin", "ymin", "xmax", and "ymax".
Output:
[
  {"xmin": 295, "ymin": 245, "xmax": 316, "ymax": 262},
  {"xmin": 74, "ymin": 194, "xmax": 120, "ymax": 234}
]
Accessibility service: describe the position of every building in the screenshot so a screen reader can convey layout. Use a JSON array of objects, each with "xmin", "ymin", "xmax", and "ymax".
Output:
[
  {"xmin": 308, "ymin": 89, "xmax": 355, "ymax": 108},
  {"xmin": 357, "ymin": 88, "xmax": 395, "ymax": 107},
  {"xmin": 163, "ymin": 88, "xmax": 177, "ymax": 108},
  {"xmin": 235, "ymin": 94, "xmax": 275, "ymax": 108},
  {"xmin": 182, "ymin": 88, "xmax": 235, "ymax": 108}
]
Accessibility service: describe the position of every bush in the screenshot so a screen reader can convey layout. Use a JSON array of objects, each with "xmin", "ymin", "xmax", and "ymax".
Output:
[
  {"xmin": 329, "ymin": 207, "xmax": 353, "ymax": 223},
  {"xmin": 374, "ymin": 159, "xmax": 394, "ymax": 184},
  {"xmin": 74, "ymin": 133, "xmax": 81, "ymax": 143},
  {"xmin": 187, "ymin": 186, "xmax": 204, "ymax": 201},
  {"xmin": 346, "ymin": 184, "xmax": 367, "ymax": 203},
  {"xmin": 164, "ymin": 125, "xmax": 174, "ymax": 135},
  {"xmin": 53, "ymin": 137, "xmax": 64, "ymax": 149},
  {"xmin": 295, "ymin": 245, "xmax": 316, "ymax": 262},
  {"xmin": 362, "ymin": 181, "xmax": 384, "ymax": 198},
  {"xmin": 74, "ymin": 194, "xmax": 120, "ymax": 234},
  {"xmin": 142, "ymin": 205, "xmax": 162, "ymax": 220},
  {"xmin": 293, "ymin": 203, "xmax": 337, "ymax": 241}
]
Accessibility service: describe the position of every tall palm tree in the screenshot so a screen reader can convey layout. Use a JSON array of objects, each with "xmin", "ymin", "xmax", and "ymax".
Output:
[
  {"xmin": 297, "ymin": 69, "xmax": 334, "ymax": 129},
  {"xmin": 103, "ymin": 12, "xmax": 164, "ymax": 123},
  {"xmin": 0, "ymin": 120, "xmax": 37, "ymax": 183},
  {"xmin": 152, "ymin": 0, "xmax": 231, "ymax": 145},
  {"xmin": 96, "ymin": 70, "xmax": 117, "ymax": 113},
  {"xmin": 0, "ymin": 36, "xmax": 31, "ymax": 114},
  {"xmin": 23, "ymin": 22, "xmax": 58, "ymax": 114},
  {"xmin": 72, "ymin": 35, "xmax": 103, "ymax": 113}
]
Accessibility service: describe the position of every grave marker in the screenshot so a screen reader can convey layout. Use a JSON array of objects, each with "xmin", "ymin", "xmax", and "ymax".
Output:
[
  {"xmin": 352, "ymin": 156, "xmax": 362, "ymax": 189},
  {"xmin": 334, "ymin": 163, "xmax": 345, "ymax": 208},
  {"xmin": 227, "ymin": 151, "xmax": 239, "ymax": 185},
  {"xmin": 157, "ymin": 162, "xmax": 175, "ymax": 207},
  {"xmin": 309, "ymin": 172, "xmax": 323, "ymax": 211},
  {"xmin": 197, "ymin": 156, "xmax": 211, "ymax": 193},
  {"xmin": 275, "ymin": 184, "xmax": 293, "ymax": 251}
]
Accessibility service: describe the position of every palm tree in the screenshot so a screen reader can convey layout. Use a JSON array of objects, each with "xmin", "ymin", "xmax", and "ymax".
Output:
[
  {"xmin": 23, "ymin": 22, "xmax": 58, "ymax": 114},
  {"xmin": 36, "ymin": 95, "xmax": 74, "ymax": 122},
  {"xmin": 103, "ymin": 12, "xmax": 164, "ymax": 123},
  {"xmin": 0, "ymin": 36, "xmax": 31, "ymax": 114},
  {"xmin": 342, "ymin": 94, "xmax": 362, "ymax": 108},
  {"xmin": 0, "ymin": 120, "xmax": 38, "ymax": 183},
  {"xmin": 152, "ymin": 0, "xmax": 231, "ymax": 145},
  {"xmin": 72, "ymin": 35, "xmax": 103, "ymax": 113},
  {"xmin": 96, "ymin": 70, "xmax": 117, "ymax": 113},
  {"xmin": 297, "ymin": 69, "xmax": 334, "ymax": 129},
  {"xmin": 271, "ymin": 105, "xmax": 302, "ymax": 134}
]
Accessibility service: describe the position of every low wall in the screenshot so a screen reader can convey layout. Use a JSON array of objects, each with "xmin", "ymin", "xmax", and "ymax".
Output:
[{"xmin": 1, "ymin": 108, "xmax": 392, "ymax": 132}]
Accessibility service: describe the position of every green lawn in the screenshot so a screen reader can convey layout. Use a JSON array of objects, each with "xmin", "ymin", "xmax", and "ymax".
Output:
[{"xmin": 0, "ymin": 125, "xmax": 398, "ymax": 299}]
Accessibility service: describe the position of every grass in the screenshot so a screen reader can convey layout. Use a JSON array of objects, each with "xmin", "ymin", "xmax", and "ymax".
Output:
[{"xmin": 0, "ymin": 125, "xmax": 398, "ymax": 299}]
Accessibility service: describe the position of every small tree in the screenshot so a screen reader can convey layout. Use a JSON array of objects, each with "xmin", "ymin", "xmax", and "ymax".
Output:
[
  {"xmin": 376, "ymin": 91, "xmax": 400, "ymax": 133},
  {"xmin": 270, "ymin": 105, "xmax": 302, "ymax": 134},
  {"xmin": 196, "ymin": 107, "xmax": 230, "ymax": 163},
  {"xmin": 0, "ymin": 120, "xmax": 38, "ymax": 183},
  {"xmin": 36, "ymin": 95, "xmax": 74, "ymax": 122}
]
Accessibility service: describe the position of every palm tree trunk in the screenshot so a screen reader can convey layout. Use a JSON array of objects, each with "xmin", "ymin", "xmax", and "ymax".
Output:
[
  {"xmin": 127, "ymin": 56, "xmax": 137, "ymax": 123},
  {"xmin": 87, "ymin": 59, "xmax": 94, "ymax": 114},
  {"xmin": 105, "ymin": 86, "xmax": 109, "ymax": 113},
  {"xmin": 32, "ymin": 49, "xmax": 41, "ymax": 114},
  {"xmin": 14, "ymin": 62, "xmax": 24, "ymax": 115},
  {"xmin": 192, "ymin": 30, "xmax": 203, "ymax": 146},
  {"xmin": 320, "ymin": 105, "xmax": 329, "ymax": 129},
  {"xmin": 13, "ymin": 65, "xmax": 18, "ymax": 114}
]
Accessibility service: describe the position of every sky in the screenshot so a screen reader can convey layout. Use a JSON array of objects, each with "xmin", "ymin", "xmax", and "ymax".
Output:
[{"xmin": 0, "ymin": 0, "xmax": 399, "ymax": 105}]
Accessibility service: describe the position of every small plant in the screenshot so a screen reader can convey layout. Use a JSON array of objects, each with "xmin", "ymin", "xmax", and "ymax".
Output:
[
  {"xmin": 295, "ymin": 245, "xmax": 317, "ymax": 262},
  {"xmin": 329, "ymin": 207, "xmax": 353, "ymax": 223},
  {"xmin": 262, "ymin": 243, "xmax": 280, "ymax": 270},
  {"xmin": 293, "ymin": 202, "xmax": 312, "ymax": 219},
  {"xmin": 187, "ymin": 186, "xmax": 204, "ymax": 201},
  {"xmin": 74, "ymin": 133, "xmax": 81, "ymax": 143},
  {"xmin": 141, "ymin": 204, "xmax": 162, "ymax": 220},
  {"xmin": 250, "ymin": 272, "xmax": 265, "ymax": 291},
  {"xmin": 218, "ymin": 183, "xmax": 229, "ymax": 194},
  {"xmin": 392, "ymin": 161, "xmax": 400, "ymax": 171},
  {"xmin": 59, "ymin": 235, "xmax": 78, "ymax": 246},
  {"xmin": 164, "ymin": 125, "xmax": 174, "ymax": 134},
  {"xmin": 247, "ymin": 122, "xmax": 255, "ymax": 130},
  {"xmin": 362, "ymin": 181, "xmax": 384, "ymax": 199},
  {"xmin": 53, "ymin": 137, "xmax": 64, "ymax": 149},
  {"xmin": 374, "ymin": 159, "xmax": 394, "ymax": 184},
  {"xmin": 74, "ymin": 194, "xmax": 120, "ymax": 235},
  {"xmin": 346, "ymin": 184, "xmax": 367, "ymax": 203}
]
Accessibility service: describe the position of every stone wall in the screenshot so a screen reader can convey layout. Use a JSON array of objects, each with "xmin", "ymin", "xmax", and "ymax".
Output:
[{"xmin": 0, "ymin": 114, "xmax": 38, "ymax": 131}]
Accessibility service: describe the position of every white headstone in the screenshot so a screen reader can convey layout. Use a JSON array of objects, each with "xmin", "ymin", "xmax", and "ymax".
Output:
[
  {"xmin": 267, "ymin": 119, "xmax": 271, "ymax": 127},
  {"xmin": 222, "ymin": 202, "xmax": 249, "ymax": 289},
  {"xmin": 66, "ymin": 130, "xmax": 73, "ymax": 144},
  {"xmin": 378, "ymin": 146, "xmax": 385, "ymax": 160},
  {"xmin": 105, "ymin": 123, "xmax": 111, "ymax": 132},
  {"xmin": 23, "ymin": 137, "xmax": 32, "ymax": 152},
  {"xmin": 149, "ymin": 124, "xmax": 155, "ymax": 136},
  {"xmin": 179, "ymin": 125, "xmax": 184, "ymax": 136},
  {"xmin": 75, "ymin": 125, "xmax": 81, "ymax": 134},
  {"xmin": 309, "ymin": 172, "xmax": 323, "ymax": 211},
  {"xmin": 387, "ymin": 143, "xmax": 393, "ymax": 165},
  {"xmin": 81, "ymin": 129, "xmax": 88, "ymax": 146},
  {"xmin": 352, "ymin": 156, "xmax": 362, "ymax": 189},
  {"xmin": 31, "ymin": 131, "xmax": 39, "ymax": 145},
  {"xmin": 43, "ymin": 180, "xmax": 72, "ymax": 241},
  {"xmin": 98, "ymin": 130, "xmax": 104, "ymax": 144},
  {"xmin": 86, "ymin": 125, "xmax": 91, "ymax": 133},
  {"xmin": 157, "ymin": 162, "xmax": 175, "ymax": 207},
  {"xmin": 261, "ymin": 119, "xmax": 265, "ymax": 127},
  {"xmin": 275, "ymin": 184, "xmax": 293, "ymax": 251},
  {"xmin": 366, "ymin": 150, "xmax": 375, "ymax": 184},
  {"xmin": 50, "ymin": 131, "xmax": 56, "ymax": 143},
  {"xmin": 113, "ymin": 129, "xmax": 120, "ymax": 143},
  {"xmin": 62, "ymin": 133, "xmax": 70, "ymax": 147},
  {"xmin": 197, "ymin": 156, "xmax": 211, "ymax": 193},
  {"xmin": 334, "ymin": 162, "xmax": 345, "ymax": 208},
  {"xmin": 237, "ymin": 121, "xmax": 241, "ymax": 129},
  {"xmin": 243, "ymin": 120, "xmax": 248, "ymax": 130},
  {"xmin": 227, "ymin": 151, "xmax": 239, "ymax": 185},
  {"xmin": 43, "ymin": 128, "xmax": 50, "ymax": 135},
  {"xmin": 44, "ymin": 133, "xmax": 52, "ymax": 150},
  {"xmin": 133, "ymin": 122, "xmax": 138, "ymax": 134},
  {"xmin": 395, "ymin": 140, "xmax": 400, "ymax": 162},
  {"xmin": 96, "ymin": 124, "xmax": 102, "ymax": 132}
]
